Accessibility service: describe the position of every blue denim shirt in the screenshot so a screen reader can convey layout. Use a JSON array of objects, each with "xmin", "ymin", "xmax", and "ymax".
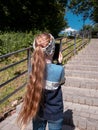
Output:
[{"xmin": 38, "ymin": 63, "xmax": 65, "ymax": 121}]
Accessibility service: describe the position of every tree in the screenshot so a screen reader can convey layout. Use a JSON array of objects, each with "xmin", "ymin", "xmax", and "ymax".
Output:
[
  {"xmin": 68, "ymin": 0, "xmax": 98, "ymax": 23},
  {"xmin": 82, "ymin": 24, "xmax": 93, "ymax": 31},
  {"xmin": 93, "ymin": 23, "xmax": 98, "ymax": 31},
  {"xmin": 0, "ymin": 0, "xmax": 68, "ymax": 36},
  {"xmin": 92, "ymin": 1, "xmax": 98, "ymax": 23}
]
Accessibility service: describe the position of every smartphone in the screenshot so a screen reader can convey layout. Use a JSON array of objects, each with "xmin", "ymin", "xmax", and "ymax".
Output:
[{"xmin": 53, "ymin": 41, "xmax": 62, "ymax": 61}]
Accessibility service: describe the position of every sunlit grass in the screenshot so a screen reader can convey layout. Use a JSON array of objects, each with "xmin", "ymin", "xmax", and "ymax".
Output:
[{"xmin": 0, "ymin": 52, "xmax": 28, "ymax": 116}]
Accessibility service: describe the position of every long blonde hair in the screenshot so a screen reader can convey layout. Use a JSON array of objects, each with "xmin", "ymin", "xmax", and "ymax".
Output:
[{"xmin": 17, "ymin": 33, "xmax": 52, "ymax": 129}]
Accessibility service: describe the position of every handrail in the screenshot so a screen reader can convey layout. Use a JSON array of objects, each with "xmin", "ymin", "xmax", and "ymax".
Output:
[
  {"xmin": 0, "ymin": 82, "xmax": 27, "ymax": 104},
  {"xmin": 0, "ymin": 58, "xmax": 27, "ymax": 72},
  {"xmin": 0, "ymin": 70, "xmax": 27, "ymax": 88},
  {"xmin": 0, "ymin": 47, "xmax": 33, "ymax": 104},
  {"xmin": 0, "ymin": 46, "xmax": 33, "ymax": 59},
  {"xmin": 0, "ymin": 31, "xmax": 91, "ymax": 105}
]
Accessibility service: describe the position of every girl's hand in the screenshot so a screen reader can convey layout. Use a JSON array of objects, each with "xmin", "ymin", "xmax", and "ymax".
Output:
[{"xmin": 58, "ymin": 52, "xmax": 63, "ymax": 63}]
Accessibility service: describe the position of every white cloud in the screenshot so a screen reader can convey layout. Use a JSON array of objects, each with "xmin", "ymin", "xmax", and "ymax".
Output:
[
  {"xmin": 60, "ymin": 27, "xmax": 77, "ymax": 36},
  {"xmin": 63, "ymin": 27, "xmax": 77, "ymax": 32}
]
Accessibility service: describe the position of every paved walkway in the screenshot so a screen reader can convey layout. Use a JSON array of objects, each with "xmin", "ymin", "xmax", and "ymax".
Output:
[
  {"xmin": 0, "ymin": 103, "xmax": 80, "ymax": 130},
  {"xmin": 0, "ymin": 39, "xmax": 98, "ymax": 130},
  {"xmin": 63, "ymin": 39, "xmax": 98, "ymax": 130}
]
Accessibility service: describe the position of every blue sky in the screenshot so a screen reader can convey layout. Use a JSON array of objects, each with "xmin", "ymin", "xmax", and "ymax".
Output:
[{"xmin": 65, "ymin": 11, "xmax": 93, "ymax": 31}]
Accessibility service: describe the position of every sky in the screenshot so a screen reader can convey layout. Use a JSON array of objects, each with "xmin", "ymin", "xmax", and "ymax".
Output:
[{"xmin": 65, "ymin": 11, "xmax": 93, "ymax": 31}]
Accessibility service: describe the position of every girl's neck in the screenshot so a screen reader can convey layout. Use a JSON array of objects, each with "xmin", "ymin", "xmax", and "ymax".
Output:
[{"xmin": 46, "ymin": 59, "xmax": 52, "ymax": 63}]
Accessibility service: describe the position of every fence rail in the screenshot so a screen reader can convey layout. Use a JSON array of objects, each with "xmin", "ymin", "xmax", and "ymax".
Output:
[{"xmin": 0, "ymin": 31, "xmax": 91, "ymax": 105}]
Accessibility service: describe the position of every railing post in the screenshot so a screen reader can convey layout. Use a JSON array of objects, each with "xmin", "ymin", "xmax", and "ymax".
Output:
[
  {"xmin": 74, "ymin": 34, "xmax": 76, "ymax": 55},
  {"xmin": 27, "ymin": 48, "xmax": 31, "ymax": 79},
  {"xmin": 87, "ymin": 30, "xmax": 90, "ymax": 41},
  {"xmin": 59, "ymin": 38, "xmax": 62, "ymax": 52},
  {"xmin": 89, "ymin": 30, "xmax": 92, "ymax": 40},
  {"xmin": 82, "ymin": 31, "xmax": 84, "ymax": 47}
]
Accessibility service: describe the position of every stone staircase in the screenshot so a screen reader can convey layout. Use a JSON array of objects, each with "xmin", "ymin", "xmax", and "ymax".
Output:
[
  {"xmin": 63, "ymin": 39, "xmax": 98, "ymax": 130},
  {"xmin": 0, "ymin": 39, "xmax": 98, "ymax": 130}
]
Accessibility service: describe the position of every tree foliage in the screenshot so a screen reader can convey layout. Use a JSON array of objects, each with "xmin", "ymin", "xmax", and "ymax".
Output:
[
  {"xmin": 82, "ymin": 25, "xmax": 93, "ymax": 31},
  {"xmin": 80, "ymin": 23, "xmax": 98, "ymax": 34},
  {"xmin": 68, "ymin": 0, "xmax": 98, "ymax": 23},
  {"xmin": 93, "ymin": 23, "xmax": 98, "ymax": 31},
  {"xmin": 0, "ymin": 0, "xmax": 67, "ymax": 36}
]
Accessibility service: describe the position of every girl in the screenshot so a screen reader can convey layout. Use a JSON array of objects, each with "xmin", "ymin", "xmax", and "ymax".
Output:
[{"xmin": 17, "ymin": 32, "xmax": 65, "ymax": 130}]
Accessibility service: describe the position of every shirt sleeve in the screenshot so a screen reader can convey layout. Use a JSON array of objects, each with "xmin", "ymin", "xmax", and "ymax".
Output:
[{"xmin": 60, "ymin": 66, "xmax": 65, "ymax": 85}]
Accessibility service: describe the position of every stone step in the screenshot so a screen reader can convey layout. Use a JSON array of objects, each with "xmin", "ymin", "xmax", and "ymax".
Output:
[
  {"xmin": 62, "ymin": 39, "xmax": 98, "ymax": 130},
  {"xmin": 66, "ymin": 70, "xmax": 98, "ymax": 80},
  {"xmin": 63, "ymin": 87, "xmax": 98, "ymax": 98},
  {"xmin": 81, "ymin": 46, "xmax": 98, "ymax": 50},
  {"xmin": 81, "ymin": 49, "xmax": 98, "ymax": 52},
  {"xmin": 65, "ymin": 76, "xmax": 98, "ymax": 90},
  {"xmin": 67, "ymin": 60, "xmax": 98, "ymax": 66},
  {"xmin": 74, "ymin": 53, "xmax": 98, "ymax": 59},
  {"xmin": 69, "ymin": 57, "xmax": 98, "ymax": 62},
  {"xmin": 75, "ymin": 50, "xmax": 98, "ymax": 55},
  {"xmin": 74, "ymin": 54, "xmax": 98, "ymax": 59},
  {"xmin": 65, "ymin": 64, "xmax": 98, "ymax": 72},
  {"xmin": 63, "ymin": 101, "xmax": 98, "ymax": 130},
  {"xmin": 62, "ymin": 87, "xmax": 98, "ymax": 106},
  {"xmin": 80, "ymin": 52, "xmax": 98, "ymax": 55},
  {"xmin": 79, "ymin": 46, "xmax": 98, "ymax": 50}
]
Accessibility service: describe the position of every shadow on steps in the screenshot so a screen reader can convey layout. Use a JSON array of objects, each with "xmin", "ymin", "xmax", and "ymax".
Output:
[{"xmin": 63, "ymin": 109, "xmax": 75, "ymax": 130}]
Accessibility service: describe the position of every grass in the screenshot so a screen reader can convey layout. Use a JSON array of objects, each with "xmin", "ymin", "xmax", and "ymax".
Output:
[{"xmin": 0, "ymin": 52, "xmax": 28, "ymax": 116}]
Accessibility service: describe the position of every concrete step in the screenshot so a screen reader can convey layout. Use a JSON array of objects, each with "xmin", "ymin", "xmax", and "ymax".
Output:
[
  {"xmin": 80, "ymin": 46, "xmax": 98, "ymax": 51},
  {"xmin": 69, "ymin": 57, "xmax": 98, "ymax": 62},
  {"xmin": 80, "ymin": 51, "xmax": 98, "ymax": 56},
  {"xmin": 72, "ymin": 58, "xmax": 98, "ymax": 64},
  {"xmin": 65, "ymin": 76, "xmax": 98, "ymax": 90},
  {"xmin": 82, "ymin": 46, "xmax": 98, "ymax": 50},
  {"xmin": 75, "ymin": 49, "xmax": 98, "ymax": 55},
  {"xmin": 67, "ymin": 60, "xmax": 98, "ymax": 66},
  {"xmin": 74, "ymin": 53, "xmax": 98, "ymax": 59},
  {"xmin": 63, "ymin": 101, "xmax": 98, "ymax": 130},
  {"xmin": 0, "ymin": 102, "xmax": 81, "ymax": 130},
  {"xmin": 66, "ymin": 70, "xmax": 98, "ymax": 80},
  {"xmin": 65, "ymin": 64, "xmax": 98, "ymax": 72},
  {"xmin": 62, "ymin": 87, "xmax": 98, "ymax": 107},
  {"xmin": 63, "ymin": 87, "xmax": 98, "ymax": 98},
  {"xmin": 62, "ymin": 39, "xmax": 98, "ymax": 130},
  {"xmin": 74, "ymin": 54, "xmax": 98, "ymax": 59},
  {"xmin": 80, "ymin": 49, "xmax": 98, "ymax": 52}
]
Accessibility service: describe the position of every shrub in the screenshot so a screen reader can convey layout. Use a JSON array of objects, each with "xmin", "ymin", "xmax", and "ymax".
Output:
[{"xmin": 0, "ymin": 30, "xmax": 41, "ymax": 55}]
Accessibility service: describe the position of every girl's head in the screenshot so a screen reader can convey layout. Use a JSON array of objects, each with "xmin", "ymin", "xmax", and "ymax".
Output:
[{"xmin": 33, "ymin": 33, "xmax": 55, "ymax": 57}]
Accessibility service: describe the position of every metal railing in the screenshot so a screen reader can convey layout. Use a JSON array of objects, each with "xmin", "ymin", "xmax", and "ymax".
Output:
[
  {"xmin": 0, "ymin": 47, "xmax": 32, "ymax": 104},
  {"xmin": 61, "ymin": 30, "xmax": 91, "ymax": 62},
  {"xmin": 0, "ymin": 31, "xmax": 91, "ymax": 105}
]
